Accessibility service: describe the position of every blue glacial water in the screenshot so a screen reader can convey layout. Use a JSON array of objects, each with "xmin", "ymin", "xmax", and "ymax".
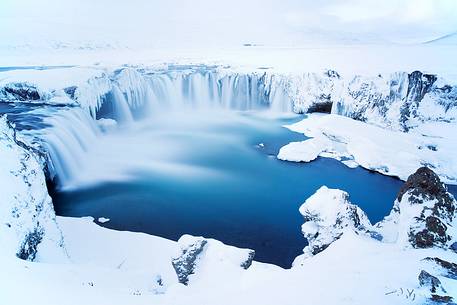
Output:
[{"xmin": 50, "ymin": 110, "xmax": 407, "ymax": 268}]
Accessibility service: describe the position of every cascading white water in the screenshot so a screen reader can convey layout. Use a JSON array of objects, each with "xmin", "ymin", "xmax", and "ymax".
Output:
[
  {"xmin": 101, "ymin": 69, "xmax": 293, "ymax": 116},
  {"xmin": 39, "ymin": 108, "xmax": 101, "ymax": 186},
  {"xmin": 108, "ymin": 86, "xmax": 134, "ymax": 123},
  {"xmin": 38, "ymin": 68, "xmax": 294, "ymax": 188}
]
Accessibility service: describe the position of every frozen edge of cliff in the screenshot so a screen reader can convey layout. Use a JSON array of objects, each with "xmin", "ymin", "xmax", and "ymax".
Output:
[
  {"xmin": 278, "ymin": 113, "xmax": 457, "ymax": 184},
  {"xmin": 1, "ymin": 65, "xmax": 456, "ymax": 132}
]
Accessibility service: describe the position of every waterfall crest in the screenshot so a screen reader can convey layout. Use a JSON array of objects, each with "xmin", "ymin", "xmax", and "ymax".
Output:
[{"xmin": 36, "ymin": 67, "xmax": 294, "ymax": 188}]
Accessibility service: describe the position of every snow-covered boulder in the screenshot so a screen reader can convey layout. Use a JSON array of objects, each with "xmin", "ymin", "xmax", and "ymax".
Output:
[
  {"xmin": 418, "ymin": 270, "xmax": 445, "ymax": 294},
  {"xmin": 172, "ymin": 235, "xmax": 255, "ymax": 286},
  {"xmin": 0, "ymin": 82, "xmax": 44, "ymax": 102},
  {"xmin": 377, "ymin": 167, "xmax": 456, "ymax": 248},
  {"xmin": 296, "ymin": 186, "xmax": 372, "ymax": 259},
  {"xmin": 0, "ymin": 115, "xmax": 65, "ymax": 261},
  {"xmin": 423, "ymin": 257, "xmax": 457, "ymax": 280}
]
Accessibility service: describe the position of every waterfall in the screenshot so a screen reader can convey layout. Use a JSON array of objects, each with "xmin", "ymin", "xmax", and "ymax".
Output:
[
  {"xmin": 39, "ymin": 108, "xmax": 100, "ymax": 186},
  {"xmin": 95, "ymin": 69, "xmax": 293, "ymax": 117},
  {"xmin": 35, "ymin": 67, "xmax": 294, "ymax": 188},
  {"xmin": 106, "ymin": 86, "xmax": 134, "ymax": 124}
]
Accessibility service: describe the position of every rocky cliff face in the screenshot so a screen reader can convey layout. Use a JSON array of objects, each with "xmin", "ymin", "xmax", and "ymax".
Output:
[
  {"xmin": 0, "ymin": 115, "xmax": 65, "ymax": 261},
  {"xmin": 377, "ymin": 167, "xmax": 456, "ymax": 249},
  {"xmin": 286, "ymin": 70, "xmax": 457, "ymax": 131},
  {"xmin": 331, "ymin": 71, "xmax": 457, "ymax": 131}
]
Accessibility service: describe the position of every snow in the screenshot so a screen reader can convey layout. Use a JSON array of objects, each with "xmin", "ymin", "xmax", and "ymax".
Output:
[
  {"xmin": 278, "ymin": 114, "xmax": 457, "ymax": 184},
  {"xmin": 0, "ymin": 67, "xmax": 106, "ymax": 92},
  {"xmin": 1, "ymin": 45, "xmax": 457, "ymax": 81},
  {"xmin": 2, "ymin": 200, "xmax": 456, "ymax": 305},
  {"xmin": 97, "ymin": 217, "xmax": 110, "ymax": 223},
  {"xmin": 0, "ymin": 115, "xmax": 65, "ymax": 261},
  {"xmin": 296, "ymin": 186, "xmax": 372, "ymax": 260}
]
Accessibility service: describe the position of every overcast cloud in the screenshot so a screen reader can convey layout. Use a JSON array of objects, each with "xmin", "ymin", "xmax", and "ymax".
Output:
[{"xmin": 1, "ymin": 0, "xmax": 456, "ymax": 47}]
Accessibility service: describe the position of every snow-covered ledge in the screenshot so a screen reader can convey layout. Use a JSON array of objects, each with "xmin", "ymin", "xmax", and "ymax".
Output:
[{"xmin": 278, "ymin": 114, "xmax": 457, "ymax": 184}]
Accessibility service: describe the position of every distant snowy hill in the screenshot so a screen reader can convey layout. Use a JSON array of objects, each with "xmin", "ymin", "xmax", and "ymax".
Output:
[
  {"xmin": 1, "ymin": 0, "xmax": 457, "ymax": 50},
  {"xmin": 425, "ymin": 32, "xmax": 457, "ymax": 45}
]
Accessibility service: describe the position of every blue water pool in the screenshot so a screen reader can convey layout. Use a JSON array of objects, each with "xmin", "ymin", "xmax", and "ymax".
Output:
[{"xmin": 50, "ymin": 111, "xmax": 407, "ymax": 268}]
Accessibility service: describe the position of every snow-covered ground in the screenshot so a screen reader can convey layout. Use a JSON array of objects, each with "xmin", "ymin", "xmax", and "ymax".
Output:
[
  {"xmin": 1, "ymin": 217, "xmax": 454, "ymax": 305},
  {"xmin": 278, "ymin": 114, "xmax": 457, "ymax": 184},
  {"xmin": 1, "ymin": 45, "xmax": 457, "ymax": 81}
]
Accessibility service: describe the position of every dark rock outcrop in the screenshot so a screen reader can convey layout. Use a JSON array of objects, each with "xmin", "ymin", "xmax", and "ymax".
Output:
[
  {"xmin": 63, "ymin": 86, "xmax": 78, "ymax": 99},
  {"xmin": 430, "ymin": 294, "xmax": 454, "ymax": 303},
  {"xmin": 397, "ymin": 167, "xmax": 456, "ymax": 248},
  {"xmin": 307, "ymin": 100, "xmax": 333, "ymax": 113},
  {"xmin": 400, "ymin": 71, "xmax": 437, "ymax": 131},
  {"xmin": 423, "ymin": 257, "xmax": 457, "ymax": 280},
  {"xmin": 240, "ymin": 250, "xmax": 255, "ymax": 270},
  {"xmin": 450, "ymin": 242, "xmax": 457, "ymax": 253},
  {"xmin": 0, "ymin": 83, "xmax": 41, "ymax": 102},
  {"xmin": 16, "ymin": 228, "xmax": 44, "ymax": 261},
  {"xmin": 171, "ymin": 238, "xmax": 207, "ymax": 285},
  {"xmin": 418, "ymin": 270, "xmax": 444, "ymax": 294}
]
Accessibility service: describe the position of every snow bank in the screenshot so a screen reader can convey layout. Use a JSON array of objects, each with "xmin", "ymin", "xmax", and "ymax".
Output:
[
  {"xmin": 278, "ymin": 114, "xmax": 457, "ymax": 184},
  {"xmin": 172, "ymin": 235, "xmax": 255, "ymax": 286},
  {"xmin": 0, "ymin": 115, "xmax": 65, "ymax": 262}
]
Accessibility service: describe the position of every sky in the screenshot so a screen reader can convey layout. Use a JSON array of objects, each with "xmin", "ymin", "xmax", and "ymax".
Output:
[{"xmin": 1, "ymin": 0, "xmax": 456, "ymax": 48}]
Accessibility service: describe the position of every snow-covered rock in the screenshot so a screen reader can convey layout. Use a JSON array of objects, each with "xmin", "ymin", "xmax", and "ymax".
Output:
[
  {"xmin": 377, "ymin": 167, "xmax": 457, "ymax": 249},
  {"xmin": 0, "ymin": 115, "xmax": 65, "ymax": 261},
  {"xmin": 0, "ymin": 82, "xmax": 44, "ymax": 102},
  {"xmin": 423, "ymin": 257, "xmax": 457, "ymax": 280},
  {"xmin": 172, "ymin": 235, "xmax": 255, "ymax": 286},
  {"xmin": 418, "ymin": 270, "xmax": 445, "ymax": 294},
  {"xmin": 0, "ymin": 83, "xmax": 70, "ymax": 106},
  {"xmin": 294, "ymin": 168, "xmax": 456, "ymax": 276},
  {"xmin": 296, "ymin": 186, "xmax": 372, "ymax": 260}
]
